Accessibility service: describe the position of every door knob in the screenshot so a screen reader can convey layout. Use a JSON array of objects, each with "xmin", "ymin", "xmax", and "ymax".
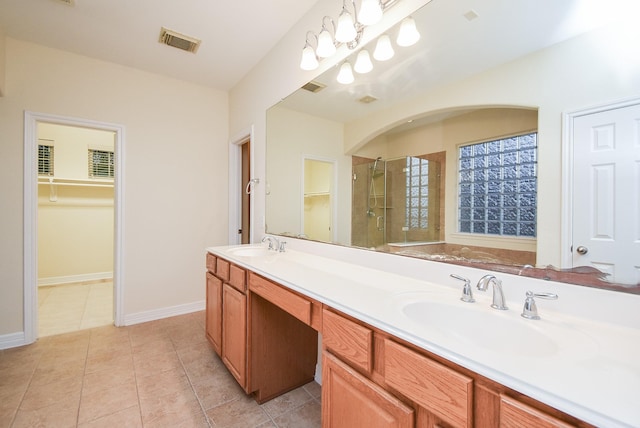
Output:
[{"xmin": 576, "ymin": 246, "xmax": 588, "ymax": 255}]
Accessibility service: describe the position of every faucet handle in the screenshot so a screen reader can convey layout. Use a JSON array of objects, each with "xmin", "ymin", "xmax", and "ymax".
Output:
[
  {"xmin": 450, "ymin": 274, "xmax": 475, "ymax": 303},
  {"xmin": 278, "ymin": 241, "xmax": 287, "ymax": 252},
  {"xmin": 521, "ymin": 291, "xmax": 558, "ymax": 320}
]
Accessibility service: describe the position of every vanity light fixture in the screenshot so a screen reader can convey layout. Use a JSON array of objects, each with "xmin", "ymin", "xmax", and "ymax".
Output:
[
  {"xmin": 373, "ymin": 34, "xmax": 394, "ymax": 61},
  {"xmin": 300, "ymin": 31, "xmax": 319, "ymax": 71},
  {"xmin": 358, "ymin": 0, "xmax": 384, "ymax": 26},
  {"xmin": 300, "ymin": 0, "xmax": 400, "ymax": 71},
  {"xmin": 317, "ymin": 17, "xmax": 337, "ymax": 58},
  {"xmin": 337, "ymin": 62, "xmax": 355, "ymax": 84},
  {"xmin": 396, "ymin": 16, "xmax": 420, "ymax": 47},
  {"xmin": 335, "ymin": 0, "xmax": 359, "ymax": 43},
  {"xmin": 354, "ymin": 49, "xmax": 373, "ymax": 73}
]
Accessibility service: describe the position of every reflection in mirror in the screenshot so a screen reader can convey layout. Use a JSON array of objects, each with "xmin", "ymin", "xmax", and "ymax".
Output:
[
  {"xmin": 303, "ymin": 158, "xmax": 335, "ymax": 242},
  {"xmin": 266, "ymin": 0, "xmax": 640, "ymax": 292}
]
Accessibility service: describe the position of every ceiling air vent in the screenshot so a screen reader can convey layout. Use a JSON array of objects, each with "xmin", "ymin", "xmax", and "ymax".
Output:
[
  {"xmin": 358, "ymin": 95, "xmax": 378, "ymax": 104},
  {"xmin": 301, "ymin": 81, "xmax": 326, "ymax": 93},
  {"xmin": 54, "ymin": 0, "xmax": 75, "ymax": 6},
  {"xmin": 159, "ymin": 27, "xmax": 201, "ymax": 53}
]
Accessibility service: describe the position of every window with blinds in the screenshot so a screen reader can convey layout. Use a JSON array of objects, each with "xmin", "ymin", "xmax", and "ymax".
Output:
[
  {"xmin": 38, "ymin": 144, "xmax": 54, "ymax": 176},
  {"xmin": 458, "ymin": 132, "xmax": 537, "ymax": 237},
  {"xmin": 88, "ymin": 149, "xmax": 115, "ymax": 178}
]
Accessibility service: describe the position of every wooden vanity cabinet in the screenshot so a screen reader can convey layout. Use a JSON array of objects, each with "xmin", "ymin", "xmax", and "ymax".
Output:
[
  {"xmin": 205, "ymin": 253, "xmax": 250, "ymax": 391},
  {"xmin": 222, "ymin": 283, "xmax": 247, "ymax": 389},
  {"xmin": 322, "ymin": 351, "xmax": 414, "ymax": 428},
  {"xmin": 205, "ymin": 272, "xmax": 222, "ymax": 355},
  {"xmin": 322, "ymin": 308, "xmax": 589, "ymax": 428},
  {"xmin": 248, "ymin": 272, "xmax": 319, "ymax": 403},
  {"xmin": 207, "ymin": 254, "xmax": 592, "ymax": 427}
]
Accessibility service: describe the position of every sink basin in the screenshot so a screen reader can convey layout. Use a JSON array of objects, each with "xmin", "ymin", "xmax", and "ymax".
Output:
[
  {"xmin": 227, "ymin": 246, "xmax": 272, "ymax": 257},
  {"xmin": 399, "ymin": 297, "xmax": 595, "ymax": 358}
]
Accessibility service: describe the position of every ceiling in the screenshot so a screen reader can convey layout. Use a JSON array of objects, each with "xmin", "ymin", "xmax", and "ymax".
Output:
[
  {"xmin": 279, "ymin": 0, "xmax": 630, "ymax": 125},
  {"xmin": 0, "ymin": 0, "xmax": 319, "ymax": 90}
]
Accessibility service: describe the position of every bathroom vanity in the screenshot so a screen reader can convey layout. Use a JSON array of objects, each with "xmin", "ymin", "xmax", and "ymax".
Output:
[{"xmin": 205, "ymin": 242, "xmax": 640, "ymax": 428}]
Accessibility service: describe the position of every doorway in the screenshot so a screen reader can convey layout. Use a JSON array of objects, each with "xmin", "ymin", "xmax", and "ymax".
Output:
[
  {"xmin": 24, "ymin": 112, "xmax": 124, "ymax": 344},
  {"xmin": 241, "ymin": 140, "xmax": 251, "ymax": 244},
  {"xmin": 563, "ymin": 97, "xmax": 640, "ymax": 286},
  {"xmin": 37, "ymin": 123, "xmax": 115, "ymax": 336}
]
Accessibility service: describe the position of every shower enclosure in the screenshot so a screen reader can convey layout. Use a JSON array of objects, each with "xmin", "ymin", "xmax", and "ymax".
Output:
[{"xmin": 352, "ymin": 155, "xmax": 443, "ymax": 249}]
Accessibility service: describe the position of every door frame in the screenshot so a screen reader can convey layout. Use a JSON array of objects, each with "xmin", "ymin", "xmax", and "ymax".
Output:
[
  {"xmin": 229, "ymin": 126, "xmax": 255, "ymax": 245},
  {"xmin": 23, "ymin": 111, "xmax": 125, "ymax": 344},
  {"xmin": 301, "ymin": 154, "xmax": 338, "ymax": 243},
  {"xmin": 561, "ymin": 95, "xmax": 640, "ymax": 268}
]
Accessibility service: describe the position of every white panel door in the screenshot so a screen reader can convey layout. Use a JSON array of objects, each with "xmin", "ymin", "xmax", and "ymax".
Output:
[{"xmin": 572, "ymin": 102, "xmax": 640, "ymax": 285}]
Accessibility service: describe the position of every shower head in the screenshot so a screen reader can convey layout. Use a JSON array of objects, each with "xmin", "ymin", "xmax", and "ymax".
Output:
[{"xmin": 372, "ymin": 156, "xmax": 382, "ymax": 171}]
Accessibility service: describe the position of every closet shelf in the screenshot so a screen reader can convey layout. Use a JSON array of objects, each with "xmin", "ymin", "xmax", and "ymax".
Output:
[
  {"xmin": 304, "ymin": 192, "xmax": 330, "ymax": 197},
  {"xmin": 38, "ymin": 177, "xmax": 114, "ymax": 188}
]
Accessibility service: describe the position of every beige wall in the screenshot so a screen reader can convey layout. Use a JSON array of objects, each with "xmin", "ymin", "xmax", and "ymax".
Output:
[
  {"xmin": 0, "ymin": 38, "xmax": 229, "ymax": 336},
  {"xmin": 266, "ymin": 106, "xmax": 351, "ymax": 244}
]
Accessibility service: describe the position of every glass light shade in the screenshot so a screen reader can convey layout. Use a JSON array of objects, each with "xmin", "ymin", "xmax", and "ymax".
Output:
[
  {"xmin": 337, "ymin": 62, "xmax": 355, "ymax": 84},
  {"xmin": 316, "ymin": 29, "xmax": 336, "ymax": 58},
  {"xmin": 396, "ymin": 17, "xmax": 421, "ymax": 47},
  {"xmin": 300, "ymin": 45, "xmax": 319, "ymax": 70},
  {"xmin": 358, "ymin": 0, "xmax": 383, "ymax": 26},
  {"xmin": 354, "ymin": 50, "xmax": 373, "ymax": 74},
  {"xmin": 335, "ymin": 10, "xmax": 357, "ymax": 43},
  {"xmin": 373, "ymin": 34, "xmax": 394, "ymax": 61}
]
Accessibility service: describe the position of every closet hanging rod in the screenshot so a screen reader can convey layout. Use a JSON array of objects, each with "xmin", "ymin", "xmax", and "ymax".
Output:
[{"xmin": 38, "ymin": 179, "xmax": 113, "ymax": 188}]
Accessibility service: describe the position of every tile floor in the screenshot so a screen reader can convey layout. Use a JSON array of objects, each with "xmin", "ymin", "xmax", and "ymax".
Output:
[
  {"xmin": 38, "ymin": 282, "xmax": 114, "ymax": 337},
  {"xmin": 0, "ymin": 311, "xmax": 322, "ymax": 427}
]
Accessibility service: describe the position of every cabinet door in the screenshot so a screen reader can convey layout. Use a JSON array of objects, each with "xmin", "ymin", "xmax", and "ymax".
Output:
[
  {"xmin": 322, "ymin": 351, "xmax": 414, "ymax": 428},
  {"xmin": 500, "ymin": 395, "xmax": 575, "ymax": 428},
  {"xmin": 222, "ymin": 284, "xmax": 247, "ymax": 390},
  {"xmin": 205, "ymin": 272, "xmax": 223, "ymax": 356}
]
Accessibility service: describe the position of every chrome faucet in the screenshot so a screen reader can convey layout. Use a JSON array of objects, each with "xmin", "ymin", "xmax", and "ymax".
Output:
[
  {"xmin": 261, "ymin": 235, "xmax": 286, "ymax": 252},
  {"xmin": 476, "ymin": 274, "xmax": 508, "ymax": 310},
  {"xmin": 450, "ymin": 274, "xmax": 475, "ymax": 303},
  {"xmin": 261, "ymin": 235, "xmax": 279, "ymax": 251},
  {"xmin": 521, "ymin": 291, "xmax": 558, "ymax": 320}
]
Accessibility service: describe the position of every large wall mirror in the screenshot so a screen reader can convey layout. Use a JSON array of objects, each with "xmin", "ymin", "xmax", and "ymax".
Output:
[{"xmin": 266, "ymin": 0, "xmax": 640, "ymax": 292}]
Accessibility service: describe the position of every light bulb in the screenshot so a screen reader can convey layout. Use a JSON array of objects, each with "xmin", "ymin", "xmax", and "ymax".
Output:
[
  {"xmin": 300, "ymin": 45, "xmax": 319, "ymax": 70},
  {"xmin": 335, "ymin": 9, "xmax": 357, "ymax": 43},
  {"xmin": 373, "ymin": 34, "xmax": 394, "ymax": 61},
  {"xmin": 354, "ymin": 50, "xmax": 373, "ymax": 74},
  {"xmin": 358, "ymin": 0, "xmax": 383, "ymax": 26},
  {"xmin": 337, "ymin": 62, "xmax": 354, "ymax": 84},
  {"xmin": 316, "ymin": 29, "xmax": 336, "ymax": 58},
  {"xmin": 397, "ymin": 17, "xmax": 420, "ymax": 47}
]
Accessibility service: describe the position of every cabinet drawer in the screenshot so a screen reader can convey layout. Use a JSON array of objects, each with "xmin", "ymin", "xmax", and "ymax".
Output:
[
  {"xmin": 206, "ymin": 252, "xmax": 216, "ymax": 274},
  {"xmin": 216, "ymin": 258, "xmax": 230, "ymax": 281},
  {"xmin": 322, "ymin": 309, "xmax": 373, "ymax": 373},
  {"xmin": 228, "ymin": 264, "xmax": 246, "ymax": 292},
  {"xmin": 249, "ymin": 273, "xmax": 311, "ymax": 325},
  {"xmin": 384, "ymin": 339, "xmax": 472, "ymax": 428},
  {"xmin": 500, "ymin": 395, "xmax": 574, "ymax": 428}
]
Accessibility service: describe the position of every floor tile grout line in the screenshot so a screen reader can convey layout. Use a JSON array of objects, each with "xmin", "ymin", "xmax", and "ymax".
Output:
[
  {"xmin": 8, "ymin": 349, "xmax": 43, "ymax": 428},
  {"xmin": 174, "ymin": 334, "xmax": 215, "ymax": 428}
]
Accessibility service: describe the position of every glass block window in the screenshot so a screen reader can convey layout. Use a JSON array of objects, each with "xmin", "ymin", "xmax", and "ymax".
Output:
[
  {"xmin": 88, "ymin": 149, "xmax": 115, "ymax": 178},
  {"xmin": 458, "ymin": 133, "xmax": 537, "ymax": 237},
  {"xmin": 38, "ymin": 144, "xmax": 54, "ymax": 176},
  {"xmin": 405, "ymin": 157, "xmax": 429, "ymax": 229}
]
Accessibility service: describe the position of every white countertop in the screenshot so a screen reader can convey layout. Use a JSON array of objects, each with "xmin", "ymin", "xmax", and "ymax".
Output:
[{"xmin": 207, "ymin": 242, "xmax": 640, "ymax": 428}]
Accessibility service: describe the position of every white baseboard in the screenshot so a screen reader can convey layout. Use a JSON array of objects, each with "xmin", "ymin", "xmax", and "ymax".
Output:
[
  {"xmin": 0, "ymin": 332, "xmax": 28, "ymax": 350},
  {"xmin": 38, "ymin": 272, "xmax": 113, "ymax": 286},
  {"xmin": 124, "ymin": 300, "xmax": 205, "ymax": 326}
]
